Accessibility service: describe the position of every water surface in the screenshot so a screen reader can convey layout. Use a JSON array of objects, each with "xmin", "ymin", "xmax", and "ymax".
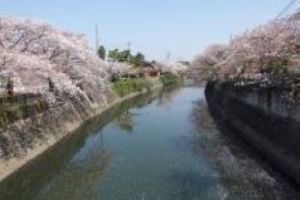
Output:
[{"xmin": 0, "ymin": 87, "xmax": 299, "ymax": 200}]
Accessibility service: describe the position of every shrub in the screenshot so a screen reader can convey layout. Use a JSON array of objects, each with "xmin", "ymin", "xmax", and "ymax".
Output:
[{"xmin": 112, "ymin": 78, "xmax": 152, "ymax": 97}]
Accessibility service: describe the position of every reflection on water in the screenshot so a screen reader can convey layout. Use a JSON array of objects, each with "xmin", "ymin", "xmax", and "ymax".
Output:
[
  {"xmin": 114, "ymin": 111, "xmax": 135, "ymax": 133},
  {"xmin": 157, "ymin": 86, "xmax": 181, "ymax": 106},
  {"xmin": 36, "ymin": 137, "xmax": 112, "ymax": 200},
  {"xmin": 0, "ymin": 87, "xmax": 299, "ymax": 200}
]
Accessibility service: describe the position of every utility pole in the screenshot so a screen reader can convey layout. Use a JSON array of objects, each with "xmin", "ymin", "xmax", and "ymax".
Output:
[
  {"xmin": 127, "ymin": 41, "xmax": 131, "ymax": 51},
  {"xmin": 95, "ymin": 24, "xmax": 99, "ymax": 67},
  {"xmin": 95, "ymin": 24, "xmax": 99, "ymax": 52},
  {"xmin": 166, "ymin": 50, "xmax": 171, "ymax": 61}
]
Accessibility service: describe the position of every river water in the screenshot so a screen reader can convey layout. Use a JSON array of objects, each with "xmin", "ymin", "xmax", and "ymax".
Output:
[{"xmin": 0, "ymin": 87, "xmax": 299, "ymax": 200}]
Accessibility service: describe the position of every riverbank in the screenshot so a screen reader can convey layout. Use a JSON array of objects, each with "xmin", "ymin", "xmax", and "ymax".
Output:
[
  {"xmin": 205, "ymin": 81, "xmax": 300, "ymax": 183},
  {"xmin": 0, "ymin": 81, "xmax": 162, "ymax": 183}
]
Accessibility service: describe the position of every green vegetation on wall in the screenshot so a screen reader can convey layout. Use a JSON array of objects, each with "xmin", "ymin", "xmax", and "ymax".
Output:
[{"xmin": 112, "ymin": 78, "xmax": 152, "ymax": 97}]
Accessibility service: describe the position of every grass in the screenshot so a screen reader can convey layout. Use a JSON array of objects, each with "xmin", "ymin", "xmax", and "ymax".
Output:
[
  {"xmin": 160, "ymin": 73, "xmax": 181, "ymax": 86},
  {"xmin": 112, "ymin": 78, "xmax": 152, "ymax": 97}
]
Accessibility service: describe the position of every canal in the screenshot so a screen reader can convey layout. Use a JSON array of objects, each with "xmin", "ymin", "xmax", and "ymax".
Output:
[{"xmin": 0, "ymin": 87, "xmax": 299, "ymax": 200}]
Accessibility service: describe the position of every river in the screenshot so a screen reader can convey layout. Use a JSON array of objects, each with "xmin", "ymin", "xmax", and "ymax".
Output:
[{"xmin": 0, "ymin": 87, "xmax": 299, "ymax": 200}]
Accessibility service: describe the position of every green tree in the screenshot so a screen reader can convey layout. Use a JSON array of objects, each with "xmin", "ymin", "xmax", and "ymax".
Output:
[
  {"xmin": 108, "ymin": 49, "xmax": 132, "ymax": 63},
  {"xmin": 108, "ymin": 49, "xmax": 120, "ymax": 62},
  {"xmin": 97, "ymin": 45, "xmax": 106, "ymax": 60},
  {"xmin": 119, "ymin": 49, "xmax": 131, "ymax": 62},
  {"xmin": 130, "ymin": 52, "xmax": 145, "ymax": 67},
  {"xmin": 108, "ymin": 49, "xmax": 147, "ymax": 67}
]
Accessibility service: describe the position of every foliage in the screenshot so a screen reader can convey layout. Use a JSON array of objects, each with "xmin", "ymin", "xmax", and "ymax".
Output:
[
  {"xmin": 97, "ymin": 45, "xmax": 106, "ymax": 60},
  {"xmin": 131, "ymin": 52, "xmax": 145, "ymax": 67},
  {"xmin": 112, "ymin": 78, "xmax": 152, "ymax": 97},
  {"xmin": 108, "ymin": 49, "xmax": 131, "ymax": 63},
  {"xmin": 108, "ymin": 49, "xmax": 146, "ymax": 67},
  {"xmin": 160, "ymin": 73, "xmax": 181, "ymax": 86},
  {"xmin": 191, "ymin": 11, "xmax": 300, "ymax": 83}
]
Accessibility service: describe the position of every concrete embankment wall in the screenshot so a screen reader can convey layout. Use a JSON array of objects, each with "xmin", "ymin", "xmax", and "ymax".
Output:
[{"xmin": 205, "ymin": 81, "xmax": 300, "ymax": 183}]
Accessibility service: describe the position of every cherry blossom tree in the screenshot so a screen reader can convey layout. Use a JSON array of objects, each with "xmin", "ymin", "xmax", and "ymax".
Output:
[
  {"xmin": 155, "ymin": 61, "xmax": 189, "ymax": 75},
  {"xmin": 0, "ymin": 16, "xmax": 109, "ymax": 106},
  {"xmin": 191, "ymin": 11, "xmax": 300, "ymax": 83}
]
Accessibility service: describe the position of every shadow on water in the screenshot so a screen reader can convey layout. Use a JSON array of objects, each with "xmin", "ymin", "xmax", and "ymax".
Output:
[
  {"xmin": 0, "ymin": 89, "xmax": 164, "ymax": 200},
  {"xmin": 188, "ymin": 99, "xmax": 300, "ymax": 199}
]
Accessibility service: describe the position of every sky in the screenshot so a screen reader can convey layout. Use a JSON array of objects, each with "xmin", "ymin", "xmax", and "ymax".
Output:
[{"xmin": 0, "ymin": 0, "xmax": 299, "ymax": 61}]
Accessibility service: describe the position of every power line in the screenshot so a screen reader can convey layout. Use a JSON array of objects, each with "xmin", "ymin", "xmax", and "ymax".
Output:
[
  {"xmin": 275, "ymin": 0, "xmax": 298, "ymax": 19},
  {"xmin": 270, "ymin": 0, "xmax": 299, "ymax": 40},
  {"xmin": 95, "ymin": 25, "xmax": 98, "ymax": 68}
]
